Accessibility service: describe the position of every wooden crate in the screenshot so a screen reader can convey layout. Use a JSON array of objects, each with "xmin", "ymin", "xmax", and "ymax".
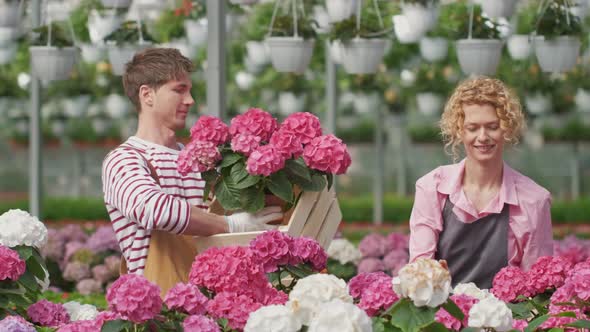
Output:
[{"xmin": 193, "ymin": 186, "xmax": 342, "ymax": 252}]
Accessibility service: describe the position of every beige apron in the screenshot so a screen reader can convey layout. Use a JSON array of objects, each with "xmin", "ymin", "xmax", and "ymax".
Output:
[{"xmin": 119, "ymin": 148, "xmax": 198, "ymax": 297}]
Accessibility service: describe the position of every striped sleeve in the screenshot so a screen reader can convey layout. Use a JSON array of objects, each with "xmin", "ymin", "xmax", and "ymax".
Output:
[{"xmin": 102, "ymin": 148, "xmax": 190, "ymax": 234}]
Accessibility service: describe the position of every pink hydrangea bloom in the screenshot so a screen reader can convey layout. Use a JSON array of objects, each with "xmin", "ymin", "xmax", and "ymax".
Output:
[
  {"xmin": 383, "ymin": 250, "xmax": 408, "ymax": 276},
  {"xmin": 190, "ymin": 115, "xmax": 230, "ymax": 145},
  {"xmin": 435, "ymin": 294, "xmax": 478, "ymax": 330},
  {"xmin": 491, "ymin": 266, "xmax": 532, "ymax": 302},
  {"xmin": 302, "ymin": 134, "xmax": 351, "ymax": 175},
  {"xmin": 512, "ymin": 319, "xmax": 528, "ymax": 331},
  {"xmin": 76, "ymin": 278, "xmax": 103, "ymax": 295},
  {"xmin": 63, "ymin": 241, "xmax": 86, "ymax": 266},
  {"xmin": 567, "ymin": 261, "xmax": 590, "ymax": 279},
  {"xmin": 385, "ymin": 232, "xmax": 409, "ymax": 252},
  {"xmin": 41, "ymin": 228, "xmax": 66, "ymax": 262},
  {"xmin": 27, "ymin": 299, "xmax": 70, "ymax": 327},
  {"xmin": 249, "ymin": 230, "xmax": 293, "ymax": 273},
  {"xmin": 231, "ymin": 133, "xmax": 262, "ymax": 157},
  {"xmin": 229, "ymin": 108, "xmax": 278, "ymax": 142},
  {"xmin": 549, "ymin": 282, "xmax": 577, "ymax": 314},
  {"xmin": 0, "ymin": 245, "xmax": 26, "ymax": 281},
  {"xmin": 86, "ymin": 226, "xmax": 119, "ymax": 253},
  {"xmin": 183, "ymin": 314, "xmax": 220, "ymax": 332},
  {"xmin": 106, "ymin": 274, "xmax": 162, "ymax": 323},
  {"xmin": 164, "ymin": 283, "xmax": 209, "ymax": 315},
  {"xmin": 246, "ymin": 145, "xmax": 286, "ymax": 176},
  {"xmin": 568, "ymin": 268, "xmax": 590, "ymax": 301},
  {"xmin": 259, "ymin": 286, "xmax": 289, "ymax": 306},
  {"xmin": 59, "ymin": 224, "xmax": 88, "ymax": 243},
  {"xmin": 290, "ymin": 236, "xmax": 328, "ymax": 271},
  {"xmin": 104, "ymin": 256, "xmax": 121, "ymax": 275},
  {"xmin": 178, "ymin": 140, "xmax": 222, "ymax": 175},
  {"xmin": 358, "ymin": 274, "xmax": 399, "ymax": 316},
  {"xmin": 189, "ymin": 246, "xmax": 269, "ymax": 298},
  {"xmin": 0, "ymin": 316, "xmax": 35, "ymax": 332},
  {"xmin": 57, "ymin": 319, "xmax": 102, "ymax": 332},
  {"xmin": 63, "ymin": 262, "xmax": 91, "ymax": 282},
  {"xmin": 539, "ymin": 315, "xmax": 578, "ymax": 331},
  {"xmin": 528, "ymin": 256, "xmax": 574, "ymax": 295},
  {"xmin": 269, "ymin": 130, "xmax": 303, "ymax": 159},
  {"xmin": 279, "ymin": 112, "xmax": 322, "ymax": 145},
  {"xmin": 95, "ymin": 310, "xmax": 126, "ymax": 324},
  {"xmin": 357, "ymin": 258, "xmax": 385, "ymax": 274},
  {"xmin": 207, "ymin": 292, "xmax": 262, "ymax": 331},
  {"xmin": 359, "ymin": 233, "xmax": 388, "ymax": 258},
  {"xmin": 91, "ymin": 264, "xmax": 112, "ymax": 284},
  {"xmin": 348, "ymin": 272, "xmax": 391, "ymax": 299}
]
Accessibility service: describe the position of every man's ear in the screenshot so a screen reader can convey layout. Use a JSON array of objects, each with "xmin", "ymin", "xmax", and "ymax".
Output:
[{"xmin": 139, "ymin": 85, "xmax": 154, "ymax": 107}]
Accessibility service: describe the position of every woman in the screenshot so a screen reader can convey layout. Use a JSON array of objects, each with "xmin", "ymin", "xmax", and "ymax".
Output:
[{"xmin": 409, "ymin": 77, "xmax": 553, "ymax": 289}]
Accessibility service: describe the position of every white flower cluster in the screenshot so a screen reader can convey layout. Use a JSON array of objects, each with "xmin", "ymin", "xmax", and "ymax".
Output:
[
  {"xmin": 468, "ymin": 296, "xmax": 513, "ymax": 332},
  {"xmin": 0, "ymin": 209, "xmax": 48, "ymax": 248},
  {"xmin": 63, "ymin": 301, "xmax": 99, "ymax": 321},
  {"xmin": 244, "ymin": 305, "xmax": 301, "ymax": 332},
  {"xmin": 453, "ymin": 282, "xmax": 493, "ymax": 301},
  {"xmin": 392, "ymin": 258, "xmax": 451, "ymax": 307},
  {"xmin": 327, "ymin": 238, "xmax": 362, "ymax": 265},
  {"xmin": 307, "ymin": 300, "xmax": 372, "ymax": 332}
]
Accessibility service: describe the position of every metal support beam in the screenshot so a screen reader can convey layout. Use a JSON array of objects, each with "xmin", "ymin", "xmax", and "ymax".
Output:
[
  {"xmin": 373, "ymin": 107, "xmax": 384, "ymax": 225},
  {"xmin": 29, "ymin": 0, "xmax": 42, "ymax": 217},
  {"xmin": 325, "ymin": 40, "xmax": 337, "ymax": 134},
  {"xmin": 206, "ymin": 0, "xmax": 226, "ymax": 120}
]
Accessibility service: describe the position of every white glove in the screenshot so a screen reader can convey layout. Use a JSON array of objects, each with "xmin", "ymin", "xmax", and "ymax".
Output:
[{"xmin": 226, "ymin": 206, "xmax": 284, "ymax": 233}]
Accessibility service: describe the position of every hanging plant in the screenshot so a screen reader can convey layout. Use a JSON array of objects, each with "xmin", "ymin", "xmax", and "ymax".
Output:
[
  {"xmin": 105, "ymin": 20, "xmax": 153, "ymax": 75},
  {"xmin": 29, "ymin": 22, "xmax": 78, "ymax": 81}
]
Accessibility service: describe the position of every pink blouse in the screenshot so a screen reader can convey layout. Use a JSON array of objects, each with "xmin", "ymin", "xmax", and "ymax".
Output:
[{"xmin": 409, "ymin": 159, "xmax": 553, "ymax": 271}]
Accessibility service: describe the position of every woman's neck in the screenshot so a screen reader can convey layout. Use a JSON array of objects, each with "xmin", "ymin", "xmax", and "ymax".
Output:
[{"xmin": 463, "ymin": 158, "xmax": 504, "ymax": 191}]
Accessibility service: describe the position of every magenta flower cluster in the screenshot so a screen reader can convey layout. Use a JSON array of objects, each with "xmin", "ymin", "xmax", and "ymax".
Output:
[
  {"xmin": 357, "ymin": 232, "xmax": 410, "ymax": 276},
  {"xmin": 0, "ymin": 244, "xmax": 26, "ymax": 281},
  {"xmin": 27, "ymin": 299, "xmax": 70, "ymax": 327},
  {"xmin": 435, "ymin": 294, "xmax": 478, "ymax": 330},
  {"xmin": 105, "ymin": 274, "xmax": 162, "ymax": 323},
  {"xmin": 164, "ymin": 282, "xmax": 209, "ymax": 315},
  {"xmin": 349, "ymin": 272, "xmax": 400, "ymax": 316}
]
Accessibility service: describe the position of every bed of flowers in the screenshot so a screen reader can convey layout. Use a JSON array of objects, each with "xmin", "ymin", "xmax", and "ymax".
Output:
[{"xmin": 2, "ymin": 208, "xmax": 590, "ymax": 331}]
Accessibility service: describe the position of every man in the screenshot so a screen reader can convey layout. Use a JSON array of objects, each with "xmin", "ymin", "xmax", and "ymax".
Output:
[{"xmin": 101, "ymin": 48, "xmax": 282, "ymax": 293}]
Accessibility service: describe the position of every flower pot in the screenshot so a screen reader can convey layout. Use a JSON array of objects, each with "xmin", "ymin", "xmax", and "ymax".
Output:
[
  {"xmin": 92, "ymin": 118, "xmax": 110, "ymax": 136},
  {"xmin": 325, "ymin": 0, "xmax": 356, "ymax": 22},
  {"xmin": 507, "ymin": 34, "xmax": 531, "ymax": 60},
  {"xmin": 340, "ymin": 38, "xmax": 387, "ymax": 74},
  {"xmin": 63, "ymin": 95, "xmax": 91, "ymax": 118},
  {"xmin": 80, "ymin": 43, "xmax": 107, "ymax": 63},
  {"xmin": 534, "ymin": 36, "xmax": 580, "ymax": 73},
  {"xmin": 575, "ymin": 88, "xmax": 590, "ymax": 113},
  {"xmin": 235, "ymin": 71, "xmax": 255, "ymax": 90},
  {"xmin": 0, "ymin": 42, "xmax": 16, "ymax": 64},
  {"xmin": 245, "ymin": 40, "xmax": 271, "ymax": 67},
  {"xmin": 104, "ymin": 93, "xmax": 131, "ymax": 118},
  {"xmin": 101, "ymin": 0, "xmax": 132, "ymax": 8},
  {"xmin": 278, "ymin": 92, "xmax": 306, "ymax": 116},
  {"xmin": 353, "ymin": 93, "xmax": 379, "ymax": 114},
  {"xmin": 108, "ymin": 43, "xmax": 151, "ymax": 76},
  {"xmin": 401, "ymin": 3, "xmax": 438, "ymax": 37},
  {"xmin": 0, "ymin": 2, "xmax": 20, "ymax": 28},
  {"xmin": 456, "ymin": 39, "xmax": 503, "ymax": 76},
  {"xmin": 392, "ymin": 14, "xmax": 423, "ymax": 44},
  {"xmin": 87, "ymin": 9, "xmax": 123, "ymax": 44},
  {"xmin": 479, "ymin": 0, "xmax": 518, "ymax": 19},
  {"xmin": 265, "ymin": 37, "xmax": 315, "ymax": 73},
  {"xmin": 525, "ymin": 93, "xmax": 552, "ymax": 115},
  {"xmin": 29, "ymin": 46, "xmax": 78, "ymax": 81},
  {"xmin": 416, "ymin": 92, "xmax": 444, "ymax": 117},
  {"xmin": 184, "ymin": 18, "xmax": 207, "ymax": 47},
  {"xmin": 419, "ymin": 37, "xmax": 448, "ymax": 62}
]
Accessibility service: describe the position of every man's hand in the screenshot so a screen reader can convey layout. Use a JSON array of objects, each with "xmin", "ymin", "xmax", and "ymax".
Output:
[{"xmin": 226, "ymin": 206, "xmax": 284, "ymax": 233}]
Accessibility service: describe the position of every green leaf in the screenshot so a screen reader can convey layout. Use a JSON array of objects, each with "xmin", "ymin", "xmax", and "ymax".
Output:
[
  {"xmin": 298, "ymin": 173, "xmax": 327, "ymax": 192},
  {"xmin": 507, "ymin": 301, "xmax": 535, "ymax": 320},
  {"xmin": 327, "ymin": 173, "xmax": 334, "ymax": 190},
  {"xmin": 13, "ymin": 246, "xmax": 33, "ymax": 261},
  {"xmin": 565, "ymin": 319, "xmax": 590, "ymax": 329},
  {"xmin": 203, "ymin": 184, "xmax": 212, "ymax": 203},
  {"xmin": 101, "ymin": 319, "xmax": 132, "ymax": 332},
  {"xmin": 241, "ymin": 186, "xmax": 265, "ymax": 213},
  {"xmin": 388, "ymin": 298, "xmax": 437, "ymax": 332},
  {"xmin": 234, "ymin": 174, "xmax": 261, "ymax": 189},
  {"xmin": 230, "ymin": 162, "xmax": 249, "ymax": 184},
  {"xmin": 372, "ymin": 317, "xmax": 402, "ymax": 332},
  {"xmin": 219, "ymin": 153, "xmax": 242, "ymax": 168},
  {"xmin": 326, "ymin": 259, "xmax": 357, "ymax": 281},
  {"xmin": 214, "ymin": 176, "xmax": 242, "ymax": 211},
  {"xmin": 524, "ymin": 314, "xmax": 550, "ymax": 332},
  {"xmin": 26, "ymin": 255, "xmax": 47, "ymax": 280},
  {"xmin": 284, "ymin": 158, "xmax": 311, "ymax": 182},
  {"xmin": 201, "ymin": 169, "xmax": 219, "ymax": 183},
  {"xmin": 423, "ymin": 322, "xmax": 450, "ymax": 332},
  {"xmin": 267, "ymin": 171, "xmax": 294, "ymax": 203},
  {"xmin": 548, "ymin": 328, "xmax": 565, "ymax": 332},
  {"xmin": 460, "ymin": 328, "xmax": 481, "ymax": 332},
  {"xmin": 442, "ymin": 298, "xmax": 465, "ymax": 322},
  {"xmin": 17, "ymin": 270, "xmax": 40, "ymax": 293},
  {"xmin": 555, "ymin": 311, "xmax": 577, "ymax": 318}
]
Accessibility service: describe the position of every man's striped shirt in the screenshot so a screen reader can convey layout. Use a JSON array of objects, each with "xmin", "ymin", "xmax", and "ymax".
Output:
[{"xmin": 101, "ymin": 136, "xmax": 207, "ymax": 275}]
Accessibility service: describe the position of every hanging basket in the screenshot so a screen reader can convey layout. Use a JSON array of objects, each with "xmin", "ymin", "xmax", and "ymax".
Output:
[
  {"xmin": 265, "ymin": 37, "xmax": 314, "ymax": 73},
  {"xmin": 325, "ymin": 0, "xmax": 357, "ymax": 22},
  {"xmin": 507, "ymin": 34, "xmax": 531, "ymax": 60},
  {"xmin": 80, "ymin": 43, "xmax": 107, "ymax": 63},
  {"xmin": 340, "ymin": 38, "xmax": 387, "ymax": 74},
  {"xmin": 101, "ymin": 0, "xmax": 132, "ymax": 8},
  {"xmin": 416, "ymin": 92, "xmax": 444, "ymax": 117},
  {"xmin": 0, "ymin": 1, "xmax": 21, "ymax": 28},
  {"xmin": 479, "ymin": 0, "xmax": 518, "ymax": 19},
  {"xmin": 184, "ymin": 18, "xmax": 207, "ymax": 47},
  {"xmin": 575, "ymin": 88, "xmax": 590, "ymax": 113},
  {"xmin": 456, "ymin": 39, "xmax": 503, "ymax": 76},
  {"xmin": 525, "ymin": 92, "xmax": 552, "ymax": 115},
  {"xmin": 419, "ymin": 37, "xmax": 448, "ymax": 62},
  {"xmin": 30, "ymin": 46, "xmax": 78, "ymax": 81},
  {"xmin": 533, "ymin": 36, "xmax": 580, "ymax": 73},
  {"xmin": 108, "ymin": 43, "xmax": 151, "ymax": 76},
  {"xmin": 278, "ymin": 92, "xmax": 306, "ymax": 115}
]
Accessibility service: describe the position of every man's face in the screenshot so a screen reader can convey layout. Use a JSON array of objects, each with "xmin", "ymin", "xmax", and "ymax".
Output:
[{"xmin": 146, "ymin": 74, "xmax": 194, "ymax": 131}]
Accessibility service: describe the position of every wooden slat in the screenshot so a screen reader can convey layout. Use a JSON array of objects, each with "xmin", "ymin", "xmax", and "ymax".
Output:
[
  {"xmin": 315, "ymin": 199, "xmax": 343, "ymax": 249},
  {"xmin": 194, "ymin": 230, "xmax": 265, "ymax": 252},
  {"xmin": 285, "ymin": 190, "xmax": 321, "ymax": 237},
  {"xmin": 300, "ymin": 188, "xmax": 334, "ymax": 239}
]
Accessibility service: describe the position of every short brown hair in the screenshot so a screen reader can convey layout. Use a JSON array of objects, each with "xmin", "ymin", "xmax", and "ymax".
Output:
[
  {"xmin": 439, "ymin": 76, "xmax": 526, "ymax": 161},
  {"xmin": 122, "ymin": 48, "xmax": 195, "ymax": 110}
]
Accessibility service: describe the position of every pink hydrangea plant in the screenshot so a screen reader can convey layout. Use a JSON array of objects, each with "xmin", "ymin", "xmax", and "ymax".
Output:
[
  {"xmin": 190, "ymin": 115, "xmax": 230, "ymax": 145},
  {"xmin": 279, "ymin": 112, "xmax": 322, "ymax": 145},
  {"xmin": 229, "ymin": 108, "xmax": 278, "ymax": 142},
  {"xmin": 435, "ymin": 294, "xmax": 478, "ymax": 330},
  {"xmin": 0, "ymin": 245, "xmax": 26, "ymax": 281},
  {"xmin": 27, "ymin": 299, "xmax": 70, "ymax": 327},
  {"xmin": 269, "ymin": 130, "xmax": 304, "ymax": 159},
  {"xmin": 491, "ymin": 266, "xmax": 532, "ymax": 302},
  {"xmin": 357, "ymin": 274, "xmax": 399, "ymax": 316},
  {"xmin": 183, "ymin": 314, "xmax": 221, "ymax": 332},
  {"xmin": 348, "ymin": 272, "xmax": 391, "ymax": 299},
  {"xmin": 178, "ymin": 140, "xmax": 222, "ymax": 175},
  {"xmin": 249, "ymin": 230, "xmax": 293, "ymax": 273},
  {"xmin": 302, "ymin": 134, "xmax": 351, "ymax": 174},
  {"xmin": 231, "ymin": 133, "xmax": 262, "ymax": 157},
  {"xmin": 357, "ymin": 257, "xmax": 386, "ymax": 274},
  {"xmin": 207, "ymin": 292, "xmax": 263, "ymax": 331},
  {"xmin": 164, "ymin": 282, "xmax": 209, "ymax": 315},
  {"xmin": 528, "ymin": 256, "xmax": 573, "ymax": 295},
  {"xmin": 358, "ymin": 233, "xmax": 388, "ymax": 258},
  {"xmin": 106, "ymin": 274, "xmax": 162, "ymax": 323},
  {"xmin": 246, "ymin": 145, "xmax": 286, "ymax": 176},
  {"xmin": 290, "ymin": 236, "xmax": 328, "ymax": 271}
]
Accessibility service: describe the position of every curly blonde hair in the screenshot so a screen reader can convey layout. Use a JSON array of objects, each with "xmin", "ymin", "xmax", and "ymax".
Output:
[{"xmin": 439, "ymin": 76, "xmax": 526, "ymax": 162}]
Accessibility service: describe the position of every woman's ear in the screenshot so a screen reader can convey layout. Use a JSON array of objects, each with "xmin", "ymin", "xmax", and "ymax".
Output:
[{"xmin": 139, "ymin": 85, "xmax": 154, "ymax": 107}]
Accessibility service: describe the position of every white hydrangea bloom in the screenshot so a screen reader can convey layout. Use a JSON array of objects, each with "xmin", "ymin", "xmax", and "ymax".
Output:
[
  {"xmin": 468, "ymin": 296, "xmax": 513, "ymax": 332},
  {"xmin": 392, "ymin": 258, "xmax": 451, "ymax": 308},
  {"xmin": 244, "ymin": 305, "xmax": 301, "ymax": 332},
  {"xmin": 453, "ymin": 282, "xmax": 493, "ymax": 301},
  {"xmin": 287, "ymin": 274, "xmax": 353, "ymax": 325},
  {"xmin": 0, "ymin": 209, "xmax": 48, "ymax": 248},
  {"xmin": 63, "ymin": 301, "xmax": 99, "ymax": 321},
  {"xmin": 307, "ymin": 299, "xmax": 372, "ymax": 332},
  {"xmin": 327, "ymin": 238, "xmax": 362, "ymax": 265}
]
